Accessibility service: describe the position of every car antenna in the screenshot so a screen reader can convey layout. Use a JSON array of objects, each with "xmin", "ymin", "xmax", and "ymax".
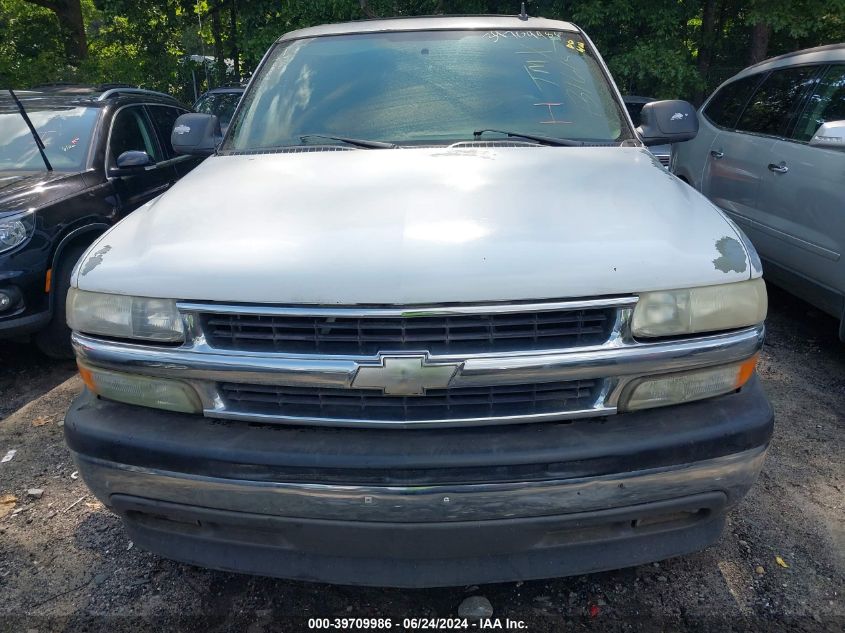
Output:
[
  {"xmin": 8, "ymin": 89, "xmax": 53, "ymax": 172},
  {"xmin": 519, "ymin": 1, "xmax": 529, "ymax": 20}
]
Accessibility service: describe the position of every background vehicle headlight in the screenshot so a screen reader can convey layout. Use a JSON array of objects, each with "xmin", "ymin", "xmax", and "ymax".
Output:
[
  {"xmin": 622, "ymin": 355, "xmax": 758, "ymax": 411},
  {"xmin": 0, "ymin": 211, "xmax": 35, "ymax": 253},
  {"xmin": 67, "ymin": 289, "xmax": 184, "ymax": 342},
  {"xmin": 632, "ymin": 279, "xmax": 767, "ymax": 337}
]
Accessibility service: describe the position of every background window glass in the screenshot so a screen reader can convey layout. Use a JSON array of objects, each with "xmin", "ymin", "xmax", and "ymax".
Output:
[
  {"xmin": 791, "ymin": 65, "xmax": 845, "ymax": 142},
  {"xmin": 702, "ymin": 75, "xmax": 761, "ymax": 128},
  {"xmin": 109, "ymin": 107, "xmax": 160, "ymax": 164},
  {"xmin": 737, "ymin": 66, "xmax": 820, "ymax": 136},
  {"xmin": 147, "ymin": 106, "xmax": 184, "ymax": 157},
  {"xmin": 0, "ymin": 106, "xmax": 97, "ymax": 171}
]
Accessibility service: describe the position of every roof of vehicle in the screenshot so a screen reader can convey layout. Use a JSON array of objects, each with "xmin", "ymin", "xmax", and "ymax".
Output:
[
  {"xmin": 278, "ymin": 15, "xmax": 579, "ymax": 42},
  {"xmin": 734, "ymin": 43, "xmax": 845, "ymax": 79},
  {"xmin": 0, "ymin": 85, "xmax": 183, "ymax": 110}
]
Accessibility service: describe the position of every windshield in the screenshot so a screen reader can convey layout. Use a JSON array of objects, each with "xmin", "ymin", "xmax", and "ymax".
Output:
[
  {"xmin": 194, "ymin": 92, "xmax": 242, "ymax": 130},
  {"xmin": 224, "ymin": 29, "xmax": 631, "ymax": 150},
  {"xmin": 0, "ymin": 106, "xmax": 98, "ymax": 171}
]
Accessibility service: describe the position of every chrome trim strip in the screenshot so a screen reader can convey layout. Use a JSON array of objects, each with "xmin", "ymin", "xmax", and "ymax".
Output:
[
  {"xmin": 72, "ymin": 446, "xmax": 767, "ymax": 523},
  {"xmin": 177, "ymin": 296, "xmax": 637, "ymax": 318},
  {"xmin": 458, "ymin": 326, "xmax": 763, "ymax": 385},
  {"xmin": 203, "ymin": 405, "xmax": 617, "ymax": 429},
  {"xmin": 71, "ymin": 326, "xmax": 763, "ymax": 390}
]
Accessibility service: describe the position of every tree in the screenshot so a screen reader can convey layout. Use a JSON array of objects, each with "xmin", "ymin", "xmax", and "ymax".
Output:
[
  {"xmin": 744, "ymin": 0, "xmax": 845, "ymax": 66},
  {"xmin": 695, "ymin": 0, "xmax": 720, "ymax": 101},
  {"xmin": 748, "ymin": 20, "xmax": 770, "ymax": 63},
  {"xmin": 228, "ymin": 0, "xmax": 239, "ymax": 80},
  {"xmin": 21, "ymin": 0, "xmax": 87, "ymax": 62},
  {"xmin": 3, "ymin": 0, "xmax": 845, "ymax": 101}
]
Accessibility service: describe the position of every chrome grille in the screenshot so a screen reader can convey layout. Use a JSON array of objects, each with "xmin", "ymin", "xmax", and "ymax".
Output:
[
  {"xmin": 201, "ymin": 307, "xmax": 615, "ymax": 355},
  {"xmin": 219, "ymin": 379, "xmax": 600, "ymax": 423}
]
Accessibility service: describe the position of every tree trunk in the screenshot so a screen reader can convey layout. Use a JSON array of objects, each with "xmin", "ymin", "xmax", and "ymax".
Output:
[
  {"xmin": 211, "ymin": 5, "xmax": 226, "ymax": 86},
  {"xmin": 360, "ymin": 0, "xmax": 378, "ymax": 19},
  {"xmin": 23, "ymin": 0, "xmax": 87, "ymax": 63},
  {"xmin": 695, "ymin": 0, "xmax": 719, "ymax": 104},
  {"xmin": 749, "ymin": 21, "xmax": 771, "ymax": 65},
  {"xmin": 229, "ymin": 0, "xmax": 240, "ymax": 82}
]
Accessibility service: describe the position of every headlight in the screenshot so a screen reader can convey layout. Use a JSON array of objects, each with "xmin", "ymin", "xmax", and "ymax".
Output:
[
  {"xmin": 67, "ymin": 289, "xmax": 184, "ymax": 342},
  {"xmin": 622, "ymin": 355, "xmax": 758, "ymax": 411},
  {"xmin": 632, "ymin": 279, "xmax": 767, "ymax": 338},
  {"xmin": 78, "ymin": 362, "xmax": 202, "ymax": 413},
  {"xmin": 0, "ymin": 211, "xmax": 35, "ymax": 253}
]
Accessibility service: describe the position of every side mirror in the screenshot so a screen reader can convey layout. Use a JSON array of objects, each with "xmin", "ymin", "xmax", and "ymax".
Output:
[
  {"xmin": 809, "ymin": 120, "xmax": 845, "ymax": 151},
  {"xmin": 637, "ymin": 100, "xmax": 699, "ymax": 146},
  {"xmin": 171, "ymin": 113, "xmax": 222, "ymax": 156},
  {"xmin": 108, "ymin": 150, "xmax": 154, "ymax": 177}
]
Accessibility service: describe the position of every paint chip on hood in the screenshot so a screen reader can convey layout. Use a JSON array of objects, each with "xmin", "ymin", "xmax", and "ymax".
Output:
[{"xmin": 712, "ymin": 237, "xmax": 747, "ymax": 274}]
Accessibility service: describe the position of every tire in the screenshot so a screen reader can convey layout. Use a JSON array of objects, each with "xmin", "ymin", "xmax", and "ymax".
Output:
[{"xmin": 35, "ymin": 243, "xmax": 89, "ymax": 359}]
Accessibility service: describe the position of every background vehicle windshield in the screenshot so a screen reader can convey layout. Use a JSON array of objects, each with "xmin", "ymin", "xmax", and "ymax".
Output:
[
  {"xmin": 194, "ymin": 92, "xmax": 242, "ymax": 130},
  {"xmin": 225, "ymin": 29, "xmax": 631, "ymax": 150},
  {"xmin": 0, "ymin": 106, "xmax": 98, "ymax": 171}
]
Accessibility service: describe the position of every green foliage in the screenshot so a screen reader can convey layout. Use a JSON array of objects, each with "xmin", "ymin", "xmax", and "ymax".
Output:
[
  {"xmin": 2, "ymin": 0, "xmax": 844, "ymax": 102},
  {"xmin": 569, "ymin": 0, "xmax": 703, "ymax": 98},
  {"xmin": 0, "ymin": 0, "xmax": 71, "ymax": 86},
  {"xmin": 78, "ymin": 1, "xmax": 194, "ymax": 100}
]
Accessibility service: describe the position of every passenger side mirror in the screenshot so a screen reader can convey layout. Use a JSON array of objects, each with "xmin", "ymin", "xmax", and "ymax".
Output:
[
  {"xmin": 809, "ymin": 120, "xmax": 845, "ymax": 151},
  {"xmin": 637, "ymin": 100, "xmax": 698, "ymax": 146},
  {"xmin": 108, "ymin": 150, "xmax": 154, "ymax": 177},
  {"xmin": 171, "ymin": 113, "xmax": 222, "ymax": 156}
]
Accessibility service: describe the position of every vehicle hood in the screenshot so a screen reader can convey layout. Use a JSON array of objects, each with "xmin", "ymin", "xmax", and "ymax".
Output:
[
  {"xmin": 74, "ymin": 146, "xmax": 753, "ymax": 304},
  {"xmin": 0, "ymin": 170, "xmax": 85, "ymax": 215}
]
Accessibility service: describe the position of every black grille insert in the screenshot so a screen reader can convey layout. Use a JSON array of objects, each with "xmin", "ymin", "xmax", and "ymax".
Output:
[
  {"xmin": 219, "ymin": 379, "xmax": 599, "ymax": 422},
  {"xmin": 202, "ymin": 308, "xmax": 615, "ymax": 355}
]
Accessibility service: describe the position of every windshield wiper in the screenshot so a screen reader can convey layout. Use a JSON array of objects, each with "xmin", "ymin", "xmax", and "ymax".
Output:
[
  {"xmin": 472, "ymin": 129, "xmax": 584, "ymax": 147},
  {"xmin": 8, "ymin": 89, "xmax": 53, "ymax": 171},
  {"xmin": 299, "ymin": 134, "xmax": 397, "ymax": 149}
]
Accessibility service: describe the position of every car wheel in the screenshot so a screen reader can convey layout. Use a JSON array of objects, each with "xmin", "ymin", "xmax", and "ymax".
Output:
[{"xmin": 35, "ymin": 243, "xmax": 89, "ymax": 360}]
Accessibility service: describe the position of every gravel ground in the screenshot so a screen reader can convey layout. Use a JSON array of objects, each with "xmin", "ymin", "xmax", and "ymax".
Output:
[{"xmin": 0, "ymin": 284, "xmax": 842, "ymax": 633}]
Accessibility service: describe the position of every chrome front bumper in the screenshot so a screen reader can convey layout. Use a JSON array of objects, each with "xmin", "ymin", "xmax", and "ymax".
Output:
[{"xmin": 73, "ymin": 446, "xmax": 767, "ymax": 523}]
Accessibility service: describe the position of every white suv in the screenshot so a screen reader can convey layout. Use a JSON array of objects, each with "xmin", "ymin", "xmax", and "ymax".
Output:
[{"xmin": 63, "ymin": 16, "xmax": 772, "ymax": 587}]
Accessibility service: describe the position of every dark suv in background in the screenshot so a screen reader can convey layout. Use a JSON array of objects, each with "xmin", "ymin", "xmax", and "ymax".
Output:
[
  {"xmin": 192, "ymin": 86, "xmax": 244, "ymax": 134},
  {"xmin": 0, "ymin": 85, "xmax": 202, "ymax": 357}
]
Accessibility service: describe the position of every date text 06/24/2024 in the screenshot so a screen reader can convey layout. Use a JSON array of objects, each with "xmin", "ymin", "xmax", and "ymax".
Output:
[{"xmin": 307, "ymin": 618, "xmax": 529, "ymax": 630}]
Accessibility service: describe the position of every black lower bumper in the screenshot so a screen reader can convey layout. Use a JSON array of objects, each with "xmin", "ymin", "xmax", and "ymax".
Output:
[
  {"xmin": 112, "ymin": 492, "xmax": 728, "ymax": 587},
  {"xmin": 64, "ymin": 378, "xmax": 773, "ymax": 587},
  {"xmin": 0, "ymin": 308, "xmax": 51, "ymax": 338}
]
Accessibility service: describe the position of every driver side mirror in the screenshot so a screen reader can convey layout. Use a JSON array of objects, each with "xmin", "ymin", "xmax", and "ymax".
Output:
[
  {"xmin": 171, "ymin": 113, "xmax": 222, "ymax": 156},
  {"xmin": 108, "ymin": 150, "xmax": 154, "ymax": 177},
  {"xmin": 637, "ymin": 100, "xmax": 699, "ymax": 146},
  {"xmin": 809, "ymin": 120, "xmax": 845, "ymax": 150}
]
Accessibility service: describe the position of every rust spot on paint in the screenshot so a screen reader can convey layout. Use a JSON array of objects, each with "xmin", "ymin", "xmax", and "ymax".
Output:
[{"xmin": 712, "ymin": 237, "xmax": 747, "ymax": 274}]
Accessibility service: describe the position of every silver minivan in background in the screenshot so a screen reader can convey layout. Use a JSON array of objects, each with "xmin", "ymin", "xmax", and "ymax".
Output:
[{"xmin": 673, "ymin": 44, "xmax": 845, "ymax": 341}]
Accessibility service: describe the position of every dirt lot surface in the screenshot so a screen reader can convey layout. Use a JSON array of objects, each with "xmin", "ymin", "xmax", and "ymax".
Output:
[{"xmin": 0, "ymin": 284, "xmax": 842, "ymax": 633}]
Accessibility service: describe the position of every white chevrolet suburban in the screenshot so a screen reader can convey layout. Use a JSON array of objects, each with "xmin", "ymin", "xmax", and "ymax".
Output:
[{"xmin": 63, "ymin": 16, "xmax": 773, "ymax": 587}]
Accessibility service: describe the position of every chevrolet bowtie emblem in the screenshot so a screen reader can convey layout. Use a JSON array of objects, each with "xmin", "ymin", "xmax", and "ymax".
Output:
[{"xmin": 351, "ymin": 355, "xmax": 460, "ymax": 396}]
